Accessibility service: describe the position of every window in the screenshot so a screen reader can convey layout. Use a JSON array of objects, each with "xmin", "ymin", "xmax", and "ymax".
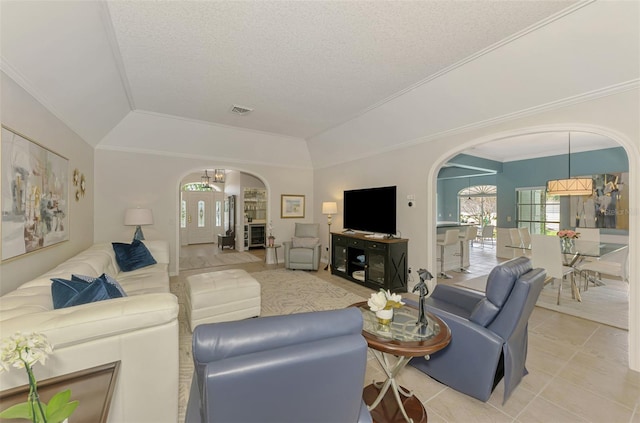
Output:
[
  {"xmin": 516, "ymin": 187, "xmax": 559, "ymax": 235},
  {"xmin": 215, "ymin": 200, "xmax": 221, "ymax": 227},
  {"xmin": 458, "ymin": 185, "xmax": 497, "ymax": 227},
  {"xmin": 197, "ymin": 200, "xmax": 205, "ymax": 227},
  {"xmin": 182, "ymin": 182, "xmax": 212, "ymax": 191},
  {"xmin": 180, "ymin": 200, "xmax": 186, "ymax": 228}
]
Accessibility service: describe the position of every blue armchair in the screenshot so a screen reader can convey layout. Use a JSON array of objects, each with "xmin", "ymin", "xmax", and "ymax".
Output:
[
  {"xmin": 185, "ymin": 308, "xmax": 372, "ymax": 423},
  {"xmin": 409, "ymin": 256, "xmax": 545, "ymax": 403}
]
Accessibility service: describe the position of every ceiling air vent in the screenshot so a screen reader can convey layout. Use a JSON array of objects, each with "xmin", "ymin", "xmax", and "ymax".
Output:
[{"xmin": 230, "ymin": 104, "xmax": 254, "ymax": 115}]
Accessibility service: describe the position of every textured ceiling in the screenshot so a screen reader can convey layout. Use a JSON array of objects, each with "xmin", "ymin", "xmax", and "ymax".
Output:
[
  {"xmin": 104, "ymin": 0, "xmax": 576, "ymax": 139},
  {"xmin": 6, "ymin": 0, "xmax": 618, "ymax": 162}
]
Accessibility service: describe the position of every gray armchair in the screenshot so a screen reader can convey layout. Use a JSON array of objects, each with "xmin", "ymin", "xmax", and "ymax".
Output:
[
  {"xmin": 408, "ymin": 256, "xmax": 545, "ymax": 403},
  {"xmin": 185, "ymin": 308, "xmax": 372, "ymax": 423},
  {"xmin": 283, "ymin": 223, "xmax": 322, "ymax": 270}
]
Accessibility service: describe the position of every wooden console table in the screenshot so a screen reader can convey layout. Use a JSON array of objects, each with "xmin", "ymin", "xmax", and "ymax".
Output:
[
  {"xmin": 0, "ymin": 361, "xmax": 120, "ymax": 423},
  {"xmin": 331, "ymin": 232, "xmax": 408, "ymax": 292}
]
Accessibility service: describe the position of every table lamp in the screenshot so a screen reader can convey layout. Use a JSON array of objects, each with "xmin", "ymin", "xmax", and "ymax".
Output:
[
  {"xmin": 322, "ymin": 202, "xmax": 338, "ymax": 270},
  {"xmin": 124, "ymin": 208, "xmax": 153, "ymax": 241}
]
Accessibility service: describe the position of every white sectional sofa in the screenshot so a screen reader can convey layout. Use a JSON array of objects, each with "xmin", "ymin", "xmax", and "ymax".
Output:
[{"xmin": 0, "ymin": 240, "xmax": 179, "ymax": 423}]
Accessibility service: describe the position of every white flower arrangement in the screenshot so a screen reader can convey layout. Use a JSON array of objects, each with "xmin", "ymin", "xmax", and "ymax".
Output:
[
  {"xmin": 0, "ymin": 332, "xmax": 78, "ymax": 423},
  {"xmin": 367, "ymin": 289, "xmax": 405, "ymax": 312}
]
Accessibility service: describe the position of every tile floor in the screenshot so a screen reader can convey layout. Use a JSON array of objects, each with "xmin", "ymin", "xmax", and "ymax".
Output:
[{"xmin": 179, "ymin": 242, "xmax": 640, "ymax": 422}]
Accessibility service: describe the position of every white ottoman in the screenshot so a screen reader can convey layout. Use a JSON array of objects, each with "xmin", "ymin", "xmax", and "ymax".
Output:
[{"xmin": 185, "ymin": 269, "xmax": 261, "ymax": 331}]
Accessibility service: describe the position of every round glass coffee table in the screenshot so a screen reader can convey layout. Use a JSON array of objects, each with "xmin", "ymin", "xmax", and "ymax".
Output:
[{"xmin": 351, "ymin": 301, "xmax": 451, "ymax": 423}]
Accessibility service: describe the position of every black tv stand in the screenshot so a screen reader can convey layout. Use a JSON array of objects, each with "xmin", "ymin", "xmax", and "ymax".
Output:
[{"xmin": 330, "ymin": 232, "xmax": 408, "ymax": 293}]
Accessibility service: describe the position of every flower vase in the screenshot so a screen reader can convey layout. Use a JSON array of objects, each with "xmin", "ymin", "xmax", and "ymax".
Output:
[
  {"xmin": 375, "ymin": 308, "xmax": 393, "ymax": 325},
  {"xmin": 268, "ymin": 236, "xmax": 275, "ymax": 247},
  {"xmin": 561, "ymin": 237, "xmax": 574, "ymax": 252}
]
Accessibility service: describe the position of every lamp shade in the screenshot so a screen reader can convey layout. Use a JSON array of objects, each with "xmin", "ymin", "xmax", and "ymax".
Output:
[
  {"xmin": 546, "ymin": 178, "xmax": 593, "ymax": 196},
  {"xmin": 322, "ymin": 202, "xmax": 338, "ymax": 215},
  {"xmin": 124, "ymin": 208, "xmax": 154, "ymax": 226}
]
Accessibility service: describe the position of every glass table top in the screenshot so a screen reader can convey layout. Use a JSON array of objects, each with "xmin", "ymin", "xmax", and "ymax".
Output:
[{"xmin": 358, "ymin": 304, "xmax": 441, "ymax": 342}]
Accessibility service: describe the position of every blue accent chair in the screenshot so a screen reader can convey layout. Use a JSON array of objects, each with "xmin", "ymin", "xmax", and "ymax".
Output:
[
  {"xmin": 185, "ymin": 308, "xmax": 372, "ymax": 423},
  {"xmin": 408, "ymin": 256, "xmax": 545, "ymax": 403}
]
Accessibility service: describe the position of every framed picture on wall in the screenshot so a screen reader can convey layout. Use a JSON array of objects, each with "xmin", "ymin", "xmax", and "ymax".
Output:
[
  {"xmin": 281, "ymin": 194, "xmax": 305, "ymax": 218},
  {"xmin": 1, "ymin": 125, "xmax": 69, "ymax": 260}
]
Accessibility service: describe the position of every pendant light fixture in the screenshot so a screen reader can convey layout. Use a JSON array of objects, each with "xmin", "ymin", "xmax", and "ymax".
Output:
[
  {"xmin": 201, "ymin": 170, "xmax": 211, "ymax": 188},
  {"xmin": 212, "ymin": 169, "xmax": 226, "ymax": 183},
  {"xmin": 546, "ymin": 132, "xmax": 593, "ymax": 196}
]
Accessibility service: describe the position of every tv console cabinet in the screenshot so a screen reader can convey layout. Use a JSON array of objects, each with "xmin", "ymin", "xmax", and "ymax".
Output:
[{"xmin": 331, "ymin": 232, "xmax": 408, "ymax": 293}]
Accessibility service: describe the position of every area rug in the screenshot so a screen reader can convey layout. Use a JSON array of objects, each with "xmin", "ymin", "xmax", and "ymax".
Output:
[
  {"xmin": 171, "ymin": 268, "xmax": 367, "ymax": 422},
  {"xmin": 179, "ymin": 251, "xmax": 262, "ymax": 270},
  {"xmin": 455, "ymin": 275, "xmax": 629, "ymax": 330}
]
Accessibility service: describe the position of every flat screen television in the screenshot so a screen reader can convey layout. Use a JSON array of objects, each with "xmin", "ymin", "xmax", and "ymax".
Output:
[{"xmin": 343, "ymin": 186, "xmax": 397, "ymax": 235}]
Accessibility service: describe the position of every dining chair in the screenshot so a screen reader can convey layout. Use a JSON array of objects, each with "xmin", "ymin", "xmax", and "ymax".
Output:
[
  {"xmin": 571, "ymin": 228, "xmax": 600, "ymax": 287},
  {"xmin": 530, "ymin": 234, "xmax": 578, "ymax": 305},
  {"xmin": 577, "ymin": 245, "xmax": 629, "ymax": 290},
  {"xmin": 518, "ymin": 228, "xmax": 532, "ymax": 257},
  {"xmin": 576, "ymin": 227, "xmax": 600, "ymax": 242},
  {"xmin": 477, "ymin": 225, "xmax": 495, "ymax": 248},
  {"xmin": 509, "ymin": 228, "xmax": 525, "ymax": 258},
  {"xmin": 437, "ymin": 229, "xmax": 459, "ymax": 279}
]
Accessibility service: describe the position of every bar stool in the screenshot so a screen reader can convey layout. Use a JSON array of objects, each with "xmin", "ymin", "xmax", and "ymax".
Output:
[
  {"xmin": 457, "ymin": 226, "xmax": 477, "ymax": 273},
  {"xmin": 437, "ymin": 229, "xmax": 459, "ymax": 279}
]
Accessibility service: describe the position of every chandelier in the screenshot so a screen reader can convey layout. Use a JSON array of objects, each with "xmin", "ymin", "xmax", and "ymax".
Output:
[
  {"xmin": 546, "ymin": 133, "xmax": 593, "ymax": 196},
  {"xmin": 201, "ymin": 169, "xmax": 226, "ymax": 188}
]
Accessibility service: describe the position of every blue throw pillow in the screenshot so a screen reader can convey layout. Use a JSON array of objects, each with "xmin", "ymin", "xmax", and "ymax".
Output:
[
  {"xmin": 51, "ymin": 275, "xmax": 125, "ymax": 309},
  {"xmin": 72, "ymin": 273, "xmax": 127, "ymax": 298},
  {"xmin": 112, "ymin": 240, "xmax": 157, "ymax": 272}
]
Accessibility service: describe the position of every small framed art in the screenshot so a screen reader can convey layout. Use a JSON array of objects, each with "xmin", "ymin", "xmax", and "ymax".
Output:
[{"xmin": 281, "ymin": 194, "xmax": 305, "ymax": 218}]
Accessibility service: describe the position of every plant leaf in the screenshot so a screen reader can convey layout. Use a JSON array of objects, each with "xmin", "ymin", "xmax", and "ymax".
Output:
[
  {"xmin": 0, "ymin": 401, "xmax": 32, "ymax": 419},
  {"xmin": 46, "ymin": 401, "xmax": 79, "ymax": 423},
  {"xmin": 47, "ymin": 389, "xmax": 72, "ymax": 411}
]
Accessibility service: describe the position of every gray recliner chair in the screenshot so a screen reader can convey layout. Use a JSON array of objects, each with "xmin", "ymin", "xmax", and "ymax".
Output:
[
  {"xmin": 185, "ymin": 308, "xmax": 372, "ymax": 423},
  {"xmin": 408, "ymin": 256, "xmax": 545, "ymax": 403},
  {"xmin": 283, "ymin": 223, "xmax": 322, "ymax": 270}
]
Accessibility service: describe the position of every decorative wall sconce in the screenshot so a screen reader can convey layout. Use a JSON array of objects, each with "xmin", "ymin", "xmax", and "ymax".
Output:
[{"xmin": 73, "ymin": 169, "xmax": 86, "ymax": 201}]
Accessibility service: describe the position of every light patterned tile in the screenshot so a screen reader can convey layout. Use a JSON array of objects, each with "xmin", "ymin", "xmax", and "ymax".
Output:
[
  {"xmin": 581, "ymin": 324, "xmax": 629, "ymax": 367},
  {"xmin": 425, "ymin": 387, "xmax": 512, "ymax": 423},
  {"xmin": 526, "ymin": 332, "xmax": 579, "ymax": 375},
  {"xmin": 516, "ymin": 396, "xmax": 588, "ymax": 423},
  {"xmin": 558, "ymin": 351, "xmax": 640, "ymax": 409},
  {"xmin": 540, "ymin": 377, "xmax": 634, "ymax": 422},
  {"xmin": 529, "ymin": 312, "xmax": 599, "ymax": 348},
  {"xmin": 489, "ymin": 378, "xmax": 537, "ymax": 418}
]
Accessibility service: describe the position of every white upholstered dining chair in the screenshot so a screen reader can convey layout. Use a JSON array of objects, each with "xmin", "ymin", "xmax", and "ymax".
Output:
[{"xmin": 530, "ymin": 234, "xmax": 577, "ymax": 305}]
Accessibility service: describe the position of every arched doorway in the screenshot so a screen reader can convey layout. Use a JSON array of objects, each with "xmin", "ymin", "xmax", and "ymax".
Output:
[
  {"xmin": 429, "ymin": 125, "xmax": 637, "ymax": 370},
  {"xmin": 177, "ymin": 168, "xmax": 271, "ymax": 271}
]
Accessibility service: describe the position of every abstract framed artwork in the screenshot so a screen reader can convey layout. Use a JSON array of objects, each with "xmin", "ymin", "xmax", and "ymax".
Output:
[
  {"xmin": 570, "ymin": 172, "xmax": 629, "ymax": 230},
  {"xmin": 281, "ymin": 194, "xmax": 305, "ymax": 218},
  {"xmin": 1, "ymin": 126, "xmax": 69, "ymax": 260}
]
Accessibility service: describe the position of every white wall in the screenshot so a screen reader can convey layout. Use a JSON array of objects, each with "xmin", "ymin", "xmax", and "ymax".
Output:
[{"xmin": 0, "ymin": 72, "xmax": 95, "ymax": 294}]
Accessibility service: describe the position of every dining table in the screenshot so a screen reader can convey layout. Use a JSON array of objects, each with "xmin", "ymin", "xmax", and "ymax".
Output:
[{"xmin": 506, "ymin": 239, "xmax": 627, "ymax": 292}]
